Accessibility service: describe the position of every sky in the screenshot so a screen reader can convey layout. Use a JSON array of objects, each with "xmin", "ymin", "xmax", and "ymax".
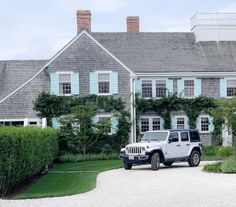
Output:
[{"xmin": 0, "ymin": 0, "xmax": 236, "ymax": 60}]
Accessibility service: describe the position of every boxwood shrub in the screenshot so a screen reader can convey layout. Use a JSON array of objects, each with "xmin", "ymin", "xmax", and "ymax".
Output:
[{"xmin": 0, "ymin": 127, "xmax": 58, "ymax": 196}]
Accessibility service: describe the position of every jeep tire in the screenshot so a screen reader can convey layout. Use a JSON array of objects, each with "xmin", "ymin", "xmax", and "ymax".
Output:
[
  {"xmin": 163, "ymin": 161, "xmax": 174, "ymax": 167},
  {"xmin": 151, "ymin": 152, "xmax": 160, "ymax": 170},
  {"xmin": 188, "ymin": 150, "xmax": 200, "ymax": 167},
  {"xmin": 124, "ymin": 162, "xmax": 132, "ymax": 170}
]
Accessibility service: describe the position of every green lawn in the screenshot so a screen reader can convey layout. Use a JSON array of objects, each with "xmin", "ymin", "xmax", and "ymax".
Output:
[{"xmin": 16, "ymin": 160, "xmax": 122, "ymax": 199}]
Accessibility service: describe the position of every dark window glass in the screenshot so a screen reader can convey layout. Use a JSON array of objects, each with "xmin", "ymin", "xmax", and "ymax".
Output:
[
  {"xmin": 141, "ymin": 118, "xmax": 149, "ymax": 132},
  {"xmin": 156, "ymin": 81, "xmax": 166, "ymax": 97},
  {"xmin": 181, "ymin": 132, "xmax": 189, "ymax": 142},
  {"xmin": 169, "ymin": 132, "xmax": 179, "ymax": 142},
  {"xmin": 190, "ymin": 131, "xmax": 200, "ymax": 142},
  {"xmin": 98, "ymin": 82, "xmax": 110, "ymax": 93}
]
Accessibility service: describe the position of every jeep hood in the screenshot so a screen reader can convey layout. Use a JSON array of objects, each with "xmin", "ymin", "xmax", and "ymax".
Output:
[{"xmin": 126, "ymin": 142, "xmax": 164, "ymax": 148}]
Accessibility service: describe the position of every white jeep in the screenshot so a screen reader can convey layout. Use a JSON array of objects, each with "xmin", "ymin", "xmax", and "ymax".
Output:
[{"xmin": 120, "ymin": 129, "xmax": 202, "ymax": 170}]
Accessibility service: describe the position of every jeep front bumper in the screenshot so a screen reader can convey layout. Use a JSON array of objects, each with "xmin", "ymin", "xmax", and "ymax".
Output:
[{"xmin": 121, "ymin": 153, "xmax": 150, "ymax": 164}]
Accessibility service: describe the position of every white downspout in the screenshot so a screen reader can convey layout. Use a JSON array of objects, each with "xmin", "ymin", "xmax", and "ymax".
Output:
[{"xmin": 130, "ymin": 77, "xmax": 134, "ymax": 143}]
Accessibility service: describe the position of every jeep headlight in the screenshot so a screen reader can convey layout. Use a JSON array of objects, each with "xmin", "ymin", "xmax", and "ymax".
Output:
[
  {"xmin": 141, "ymin": 147, "xmax": 146, "ymax": 151},
  {"xmin": 125, "ymin": 146, "xmax": 129, "ymax": 151}
]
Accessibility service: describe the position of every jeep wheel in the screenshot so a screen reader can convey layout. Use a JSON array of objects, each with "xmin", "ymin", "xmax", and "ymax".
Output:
[
  {"xmin": 151, "ymin": 153, "xmax": 160, "ymax": 171},
  {"xmin": 124, "ymin": 162, "xmax": 132, "ymax": 170},
  {"xmin": 188, "ymin": 150, "xmax": 200, "ymax": 167},
  {"xmin": 163, "ymin": 161, "xmax": 174, "ymax": 167}
]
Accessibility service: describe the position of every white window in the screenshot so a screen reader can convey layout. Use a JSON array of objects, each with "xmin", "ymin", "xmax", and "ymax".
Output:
[
  {"xmin": 156, "ymin": 80, "xmax": 166, "ymax": 97},
  {"xmin": 227, "ymin": 80, "xmax": 236, "ymax": 97},
  {"xmin": 141, "ymin": 117, "xmax": 161, "ymax": 133},
  {"xmin": 98, "ymin": 115, "xmax": 111, "ymax": 134},
  {"xmin": 98, "ymin": 73, "xmax": 110, "ymax": 94},
  {"xmin": 152, "ymin": 118, "xmax": 161, "ymax": 130},
  {"xmin": 184, "ymin": 80, "xmax": 194, "ymax": 97},
  {"xmin": 141, "ymin": 118, "xmax": 149, "ymax": 132},
  {"xmin": 142, "ymin": 80, "xmax": 152, "ymax": 98},
  {"xmin": 177, "ymin": 117, "xmax": 185, "ymax": 129},
  {"xmin": 59, "ymin": 74, "xmax": 71, "ymax": 95},
  {"xmin": 201, "ymin": 117, "xmax": 209, "ymax": 132}
]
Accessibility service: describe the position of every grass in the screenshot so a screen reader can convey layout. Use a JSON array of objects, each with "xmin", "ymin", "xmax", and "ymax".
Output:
[
  {"xmin": 16, "ymin": 160, "xmax": 122, "ymax": 199},
  {"xmin": 203, "ymin": 154, "xmax": 236, "ymax": 174}
]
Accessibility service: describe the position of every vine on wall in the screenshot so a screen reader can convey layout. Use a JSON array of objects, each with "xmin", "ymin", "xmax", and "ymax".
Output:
[
  {"xmin": 33, "ymin": 92, "xmax": 131, "ymax": 152},
  {"xmin": 136, "ymin": 94, "xmax": 216, "ymax": 130}
]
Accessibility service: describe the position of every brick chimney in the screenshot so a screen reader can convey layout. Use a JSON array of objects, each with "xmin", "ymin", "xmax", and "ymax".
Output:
[
  {"xmin": 76, "ymin": 10, "xmax": 91, "ymax": 33},
  {"xmin": 126, "ymin": 16, "xmax": 139, "ymax": 32}
]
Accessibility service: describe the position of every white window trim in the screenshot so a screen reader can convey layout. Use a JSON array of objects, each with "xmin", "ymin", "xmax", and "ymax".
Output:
[
  {"xmin": 97, "ymin": 114, "xmax": 112, "ymax": 135},
  {"xmin": 96, "ymin": 71, "xmax": 112, "ymax": 95},
  {"xmin": 58, "ymin": 72, "xmax": 73, "ymax": 96},
  {"xmin": 182, "ymin": 78, "xmax": 196, "ymax": 98},
  {"xmin": 176, "ymin": 116, "xmax": 186, "ymax": 129},
  {"xmin": 199, "ymin": 115, "xmax": 210, "ymax": 134},
  {"xmin": 225, "ymin": 78, "xmax": 236, "ymax": 98},
  {"xmin": 140, "ymin": 116, "xmax": 162, "ymax": 134},
  {"xmin": 141, "ymin": 78, "xmax": 167, "ymax": 99}
]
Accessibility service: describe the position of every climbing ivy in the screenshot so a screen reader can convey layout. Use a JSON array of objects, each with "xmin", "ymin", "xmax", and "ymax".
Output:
[
  {"xmin": 33, "ymin": 92, "xmax": 131, "ymax": 152},
  {"xmin": 136, "ymin": 94, "xmax": 216, "ymax": 130}
]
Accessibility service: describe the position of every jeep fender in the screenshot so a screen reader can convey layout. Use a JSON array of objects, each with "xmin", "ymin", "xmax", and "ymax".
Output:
[{"xmin": 188, "ymin": 147, "xmax": 201, "ymax": 157}]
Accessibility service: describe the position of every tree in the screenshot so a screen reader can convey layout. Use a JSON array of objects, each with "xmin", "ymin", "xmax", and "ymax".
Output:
[{"xmin": 60, "ymin": 104, "xmax": 111, "ymax": 154}]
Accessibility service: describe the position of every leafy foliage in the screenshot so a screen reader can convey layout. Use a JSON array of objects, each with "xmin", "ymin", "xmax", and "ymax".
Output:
[
  {"xmin": 136, "ymin": 94, "xmax": 216, "ymax": 130},
  {"xmin": 34, "ymin": 93, "xmax": 131, "ymax": 153},
  {"xmin": 0, "ymin": 127, "xmax": 58, "ymax": 196}
]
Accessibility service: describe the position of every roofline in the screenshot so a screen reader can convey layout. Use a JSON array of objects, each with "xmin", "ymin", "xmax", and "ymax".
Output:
[
  {"xmin": 0, "ymin": 31, "xmax": 86, "ymax": 104},
  {"xmin": 0, "ymin": 30, "xmax": 135, "ymax": 104},
  {"xmin": 136, "ymin": 71, "xmax": 236, "ymax": 78},
  {"xmin": 85, "ymin": 31, "xmax": 135, "ymax": 76}
]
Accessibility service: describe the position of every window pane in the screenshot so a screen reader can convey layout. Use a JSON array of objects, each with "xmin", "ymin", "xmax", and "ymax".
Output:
[
  {"xmin": 60, "ymin": 83, "xmax": 71, "ymax": 94},
  {"xmin": 142, "ymin": 80, "xmax": 152, "ymax": 98},
  {"xmin": 201, "ymin": 117, "xmax": 209, "ymax": 131},
  {"xmin": 181, "ymin": 132, "xmax": 189, "ymax": 141},
  {"xmin": 227, "ymin": 80, "xmax": 236, "ymax": 87},
  {"xmin": 59, "ymin": 74, "xmax": 71, "ymax": 82},
  {"xmin": 177, "ymin": 118, "xmax": 185, "ymax": 129},
  {"xmin": 98, "ymin": 82, "xmax": 110, "ymax": 93},
  {"xmin": 184, "ymin": 80, "xmax": 194, "ymax": 97},
  {"xmin": 98, "ymin": 117, "xmax": 111, "ymax": 133},
  {"xmin": 169, "ymin": 132, "xmax": 179, "ymax": 142},
  {"xmin": 141, "ymin": 118, "xmax": 149, "ymax": 132},
  {"xmin": 98, "ymin": 73, "xmax": 110, "ymax": 81},
  {"xmin": 227, "ymin": 88, "xmax": 236, "ymax": 97},
  {"xmin": 156, "ymin": 80, "xmax": 166, "ymax": 97},
  {"xmin": 152, "ymin": 118, "xmax": 160, "ymax": 130}
]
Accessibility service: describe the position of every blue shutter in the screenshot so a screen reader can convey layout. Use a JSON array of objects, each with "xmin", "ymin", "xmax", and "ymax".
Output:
[
  {"xmin": 91, "ymin": 115, "xmax": 99, "ymax": 124},
  {"xmin": 209, "ymin": 116, "xmax": 214, "ymax": 132},
  {"xmin": 160, "ymin": 117, "xmax": 164, "ymax": 130},
  {"xmin": 135, "ymin": 79, "xmax": 142, "ymax": 94},
  {"xmin": 52, "ymin": 117, "xmax": 60, "ymax": 129},
  {"xmin": 90, "ymin": 72, "xmax": 98, "ymax": 94},
  {"xmin": 171, "ymin": 116, "xmax": 177, "ymax": 129},
  {"xmin": 220, "ymin": 79, "xmax": 227, "ymax": 97},
  {"xmin": 196, "ymin": 116, "xmax": 201, "ymax": 131},
  {"xmin": 166, "ymin": 79, "xmax": 173, "ymax": 96},
  {"xmin": 110, "ymin": 72, "xmax": 118, "ymax": 94},
  {"xmin": 71, "ymin": 73, "xmax": 79, "ymax": 95},
  {"xmin": 194, "ymin": 79, "xmax": 201, "ymax": 97},
  {"xmin": 177, "ymin": 79, "xmax": 184, "ymax": 97},
  {"xmin": 111, "ymin": 116, "xmax": 118, "ymax": 134},
  {"xmin": 185, "ymin": 115, "xmax": 189, "ymax": 129},
  {"xmin": 50, "ymin": 73, "xmax": 59, "ymax": 95}
]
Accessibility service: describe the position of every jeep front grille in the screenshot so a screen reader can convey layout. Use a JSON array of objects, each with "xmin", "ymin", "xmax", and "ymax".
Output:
[{"xmin": 128, "ymin": 147, "xmax": 142, "ymax": 154}]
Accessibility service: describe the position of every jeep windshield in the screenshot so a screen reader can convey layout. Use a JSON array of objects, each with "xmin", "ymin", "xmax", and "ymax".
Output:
[{"xmin": 141, "ymin": 131, "xmax": 168, "ymax": 142}]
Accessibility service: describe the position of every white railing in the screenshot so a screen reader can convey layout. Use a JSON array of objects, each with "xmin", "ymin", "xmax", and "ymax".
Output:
[{"xmin": 191, "ymin": 13, "xmax": 236, "ymax": 30}]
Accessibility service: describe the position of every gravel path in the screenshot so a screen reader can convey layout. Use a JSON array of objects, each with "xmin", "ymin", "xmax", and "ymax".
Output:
[{"xmin": 1, "ymin": 161, "xmax": 236, "ymax": 207}]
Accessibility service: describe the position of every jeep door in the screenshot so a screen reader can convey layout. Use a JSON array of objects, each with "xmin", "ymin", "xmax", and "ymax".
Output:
[
  {"xmin": 164, "ymin": 132, "xmax": 182, "ymax": 159},
  {"xmin": 179, "ymin": 131, "xmax": 191, "ymax": 157}
]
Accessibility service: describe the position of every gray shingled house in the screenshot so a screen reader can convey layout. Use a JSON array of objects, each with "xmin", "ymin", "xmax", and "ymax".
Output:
[{"xmin": 1, "ymin": 11, "xmax": 236, "ymax": 146}]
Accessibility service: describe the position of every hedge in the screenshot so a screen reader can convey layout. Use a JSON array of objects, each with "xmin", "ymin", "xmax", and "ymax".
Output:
[{"xmin": 0, "ymin": 127, "xmax": 58, "ymax": 196}]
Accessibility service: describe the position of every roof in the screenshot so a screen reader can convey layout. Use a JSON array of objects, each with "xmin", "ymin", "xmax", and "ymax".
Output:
[
  {"xmin": 0, "ymin": 60, "xmax": 48, "ymax": 100},
  {"xmin": 92, "ymin": 32, "xmax": 236, "ymax": 73}
]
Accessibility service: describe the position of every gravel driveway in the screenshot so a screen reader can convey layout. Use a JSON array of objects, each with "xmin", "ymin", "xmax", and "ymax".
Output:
[{"xmin": 1, "ymin": 161, "xmax": 236, "ymax": 207}]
